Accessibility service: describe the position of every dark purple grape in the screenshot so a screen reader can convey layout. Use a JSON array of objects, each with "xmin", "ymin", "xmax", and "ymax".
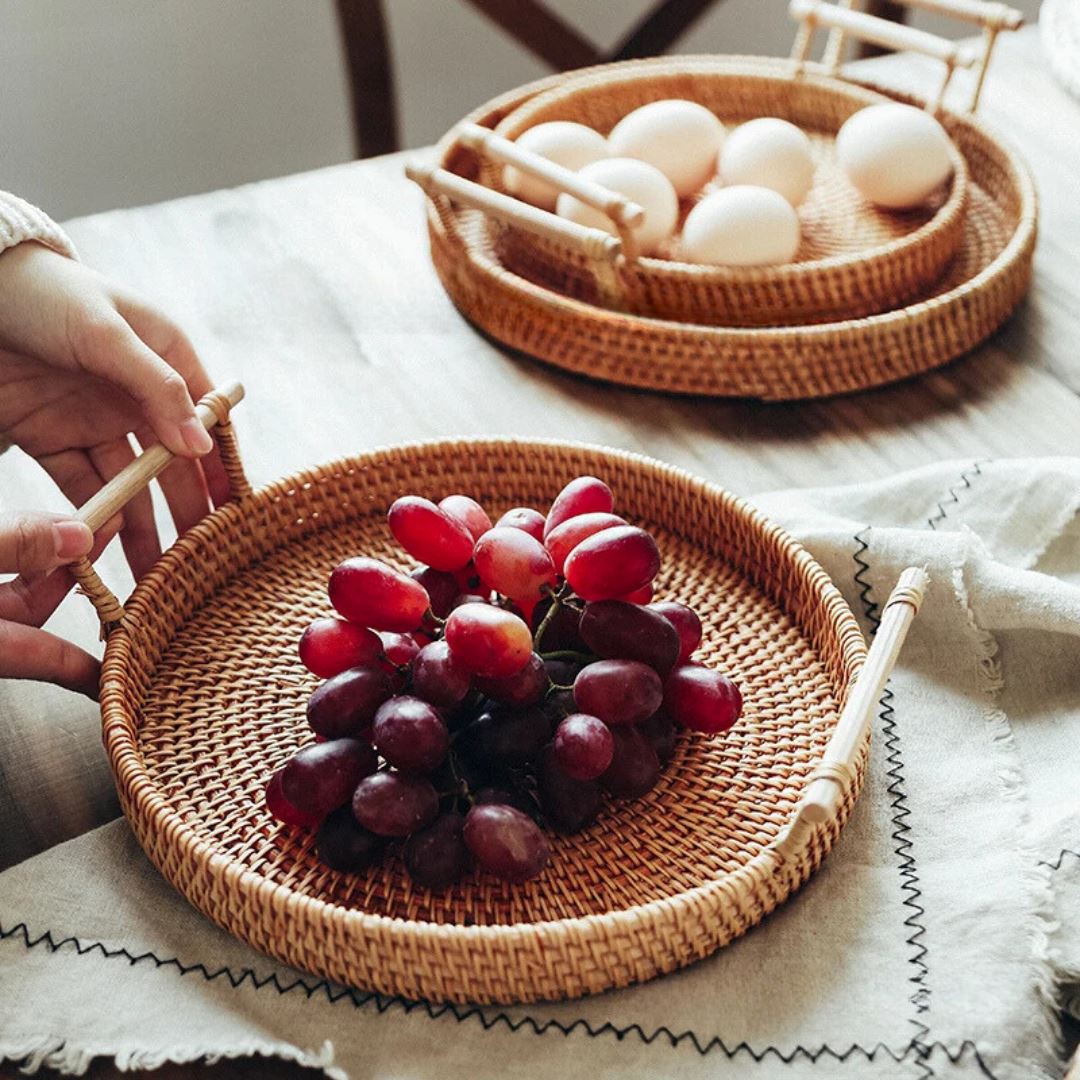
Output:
[
  {"xmin": 647, "ymin": 601, "xmax": 702, "ymax": 664},
  {"xmin": 476, "ymin": 652, "xmax": 548, "ymax": 707},
  {"xmin": 281, "ymin": 738, "xmax": 378, "ymax": 818},
  {"xmin": 371, "ymin": 696, "xmax": 449, "ymax": 773},
  {"xmin": 543, "ymin": 657, "xmax": 583, "ymax": 688},
  {"xmin": 531, "ymin": 597, "xmax": 586, "ymax": 653},
  {"xmin": 403, "ymin": 811, "xmax": 472, "ymax": 889},
  {"xmin": 410, "ymin": 566, "xmax": 460, "ymax": 619},
  {"xmin": 664, "ymin": 664, "xmax": 743, "ymax": 734},
  {"xmin": 457, "ymin": 705, "xmax": 552, "ymax": 767},
  {"xmin": 553, "ymin": 713, "xmax": 614, "ymax": 780},
  {"xmin": 579, "ymin": 600, "xmax": 680, "ymax": 675},
  {"xmin": 600, "ymin": 727, "xmax": 661, "ymax": 798},
  {"xmin": 573, "ymin": 659, "xmax": 663, "ymax": 726},
  {"xmin": 411, "ymin": 640, "xmax": 473, "ymax": 708},
  {"xmin": 537, "ymin": 746, "xmax": 602, "ymax": 834},
  {"xmin": 316, "ymin": 805, "xmax": 386, "ymax": 872},
  {"xmin": 474, "ymin": 785, "xmax": 540, "ymax": 820},
  {"xmin": 463, "ymin": 804, "xmax": 550, "ymax": 882},
  {"xmin": 352, "ymin": 771, "xmax": 439, "ymax": 837},
  {"xmin": 640, "ymin": 709, "xmax": 678, "ymax": 766},
  {"xmin": 306, "ymin": 665, "xmax": 393, "ymax": 739}
]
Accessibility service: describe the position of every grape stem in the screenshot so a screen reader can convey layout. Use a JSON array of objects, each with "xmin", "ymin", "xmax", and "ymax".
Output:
[
  {"xmin": 532, "ymin": 582, "xmax": 572, "ymax": 650},
  {"xmin": 540, "ymin": 649, "xmax": 594, "ymax": 664}
]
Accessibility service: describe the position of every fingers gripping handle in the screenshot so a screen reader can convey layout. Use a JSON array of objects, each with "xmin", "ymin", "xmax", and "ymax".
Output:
[{"xmin": 71, "ymin": 381, "xmax": 247, "ymax": 633}]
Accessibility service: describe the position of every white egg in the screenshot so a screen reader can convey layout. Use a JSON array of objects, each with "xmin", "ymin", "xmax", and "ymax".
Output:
[
  {"xmin": 835, "ymin": 103, "xmax": 954, "ymax": 210},
  {"xmin": 719, "ymin": 118, "xmax": 815, "ymax": 207},
  {"xmin": 680, "ymin": 186, "xmax": 800, "ymax": 267},
  {"xmin": 556, "ymin": 157, "xmax": 679, "ymax": 256},
  {"xmin": 503, "ymin": 122, "xmax": 610, "ymax": 210},
  {"xmin": 607, "ymin": 100, "xmax": 725, "ymax": 198}
]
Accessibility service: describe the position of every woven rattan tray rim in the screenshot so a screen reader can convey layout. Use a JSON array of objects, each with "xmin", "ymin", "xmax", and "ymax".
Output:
[{"xmin": 100, "ymin": 437, "xmax": 867, "ymax": 947}]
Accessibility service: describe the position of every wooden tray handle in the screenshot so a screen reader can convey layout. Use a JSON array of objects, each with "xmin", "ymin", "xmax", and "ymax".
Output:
[
  {"xmin": 772, "ymin": 565, "xmax": 928, "ymax": 862},
  {"xmin": 789, "ymin": 0, "xmax": 1022, "ymax": 112},
  {"xmin": 71, "ymin": 381, "xmax": 249, "ymax": 634},
  {"xmin": 456, "ymin": 122, "xmax": 645, "ymax": 261}
]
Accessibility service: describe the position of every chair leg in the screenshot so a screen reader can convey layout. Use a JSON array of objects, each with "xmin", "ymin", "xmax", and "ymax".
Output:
[
  {"xmin": 856, "ymin": 0, "xmax": 909, "ymax": 58},
  {"xmin": 335, "ymin": 0, "xmax": 400, "ymax": 158}
]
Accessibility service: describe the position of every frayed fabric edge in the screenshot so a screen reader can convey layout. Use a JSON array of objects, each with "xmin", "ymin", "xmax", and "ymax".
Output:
[
  {"xmin": 1017, "ymin": 483, "xmax": 1080, "ymax": 573},
  {"xmin": 0, "ymin": 1035, "xmax": 344, "ymax": 1079},
  {"xmin": 951, "ymin": 544, "xmax": 1065, "ymax": 1080}
]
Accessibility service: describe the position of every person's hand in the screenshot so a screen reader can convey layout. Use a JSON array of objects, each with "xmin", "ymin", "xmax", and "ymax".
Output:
[{"xmin": 0, "ymin": 242, "xmax": 229, "ymax": 696}]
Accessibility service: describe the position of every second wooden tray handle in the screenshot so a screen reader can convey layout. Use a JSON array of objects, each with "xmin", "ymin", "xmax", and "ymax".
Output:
[{"xmin": 773, "ymin": 565, "xmax": 928, "ymax": 862}]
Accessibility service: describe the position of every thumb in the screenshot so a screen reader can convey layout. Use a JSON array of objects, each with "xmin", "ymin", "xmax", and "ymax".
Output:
[{"xmin": 0, "ymin": 512, "xmax": 94, "ymax": 575}]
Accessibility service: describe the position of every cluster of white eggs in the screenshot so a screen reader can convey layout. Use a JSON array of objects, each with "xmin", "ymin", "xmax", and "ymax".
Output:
[{"xmin": 502, "ymin": 99, "xmax": 955, "ymax": 269}]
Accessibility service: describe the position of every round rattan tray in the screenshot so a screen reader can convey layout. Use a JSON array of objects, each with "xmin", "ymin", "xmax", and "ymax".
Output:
[
  {"xmin": 94, "ymin": 436, "xmax": 868, "ymax": 1005},
  {"xmin": 420, "ymin": 56, "xmax": 1036, "ymax": 401},
  {"xmin": 485, "ymin": 61, "xmax": 969, "ymax": 327}
]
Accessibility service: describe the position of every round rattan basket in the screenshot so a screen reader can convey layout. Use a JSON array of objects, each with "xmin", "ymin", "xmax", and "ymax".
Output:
[
  {"xmin": 415, "ymin": 56, "xmax": 1035, "ymax": 400},
  {"xmin": 88, "ymin": 425, "xmax": 871, "ymax": 1005},
  {"xmin": 484, "ymin": 61, "xmax": 969, "ymax": 327}
]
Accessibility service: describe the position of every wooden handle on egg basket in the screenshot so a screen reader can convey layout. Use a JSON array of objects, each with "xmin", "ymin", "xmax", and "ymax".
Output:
[
  {"xmin": 772, "ymin": 566, "xmax": 928, "ymax": 863},
  {"xmin": 788, "ymin": 0, "xmax": 1021, "ymax": 111},
  {"xmin": 70, "ymin": 381, "xmax": 249, "ymax": 635},
  {"xmin": 455, "ymin": 123, "xmax": 646, "ymax": 261}
]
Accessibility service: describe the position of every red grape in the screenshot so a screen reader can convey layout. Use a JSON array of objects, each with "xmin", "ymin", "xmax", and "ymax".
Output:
[
  {"xmin": 537, "ymin": 746, "xmax": 602, "ymax": 834},
  {"xmin": 640, "ymin": 709, "xmax": 677, "ymax": 765},
  {"xmin": 451, "ymin": 592, "xmax": 489, "ymax": 610},
  {"xmin": 496, "ymin": 507, "xmax": 546, "ymax": 542},
  {"xmin": 553, "ymin": 713, "xmax": 614, "ymax": 780},
  {"xmin": 573, "ymin": 659, "xmax": 663, "ymax": 726},
  {"xmin": 411, "ymin": 567, "xmax": 459, "ymax": 619},
  {"xmin": 379, "ymin": 631, "xmax": 420, "ymax": 669},
  {"xmin": 600, "ymin": 727, "xmax": 661, "ymax": 798},
  {"xmin": 316, "ymin": 806, "xmax": 385, "ymax": 872},
  {"xmin": 404, "ymin": 811, "xmax": 472, "ymax": 889},
  {"xmin": 438, "ymin": 494, "xmax": 492, "ymax": 542},
  {"xmin": 618, "ymin": 583, "xmax": 654, "ymax": 604},
  {"xmin": 411, "ymin": 640, "xmax": 472, "ymax": 707},
  {"xmin": 472, "ymin": 527, "xmax": 556, "ymax": 618},
  {"xmin": 463, "ymin": 804, "xmax": 550, "ymax": 882},
  {"xmin": 282, "ymin": 738, "xmax": 377, "ymax": 818},
  {"xmin": 388, "ymin": 496, "xmax": 474, "ymax": 571},
  {"xmin": 476, "ymin": 651, "xmax": 548, "ymax": 707},
  {"xmin": 579, "ymin": 600, "xmax": 680, "ymax": 675},
  {"xmin": 544, "ymin": 476, "xmax": 614, "ymax": 539},
  {"xmin": 544, "ymin": 512, "xmax": 625, "ymax": 575},
  {"xmin": 648, "ymin": 601, "xmax": 702, "ymax": 664},
  {"xmin": 372, "ymin": 695, "xmax": 449, "ymax": 773},
  {"xmin": 663, "ymin": 664, "xmax": 743, "ymax": 734},
  {"xmin": 265, "ymin": 768, "xmax": 322, "ymax": 827},
  {"xmin": 352, "ymin": 771, "xmax": 439, "ymax": 836},
  {"xmin": 330, "ymin": 557, "xmax": 430, "ymax": 632},
  {"xmin": 564, "ymin": 526, "xmax": 660, "ymax": 602},
  {"xmin": 298, "ymin": 618, "xmax": 382, "ymax": 679},
  {"xmin": 444, "ymin": 604, "xmax": 533, "ymax": 677},
  {"xmin": 307, "ymin": 666, "xmax": 392, "ymax": 739}
]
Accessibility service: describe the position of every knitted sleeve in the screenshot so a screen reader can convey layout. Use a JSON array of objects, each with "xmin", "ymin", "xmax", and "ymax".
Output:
[{"xmin": 0, "ymin": 191, "xmax": 77, "ymax": 260}]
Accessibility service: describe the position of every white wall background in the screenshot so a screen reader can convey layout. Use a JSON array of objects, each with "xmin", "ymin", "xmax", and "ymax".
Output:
[{"xmin": 0, "ymin": 0, "xmax": 1039, "ymax": 220}]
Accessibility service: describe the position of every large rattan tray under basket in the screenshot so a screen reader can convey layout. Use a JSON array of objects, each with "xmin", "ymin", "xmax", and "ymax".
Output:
[
  {"xmin": 73, "ymin": 395, "xmax": 889, "ymax": 1005},
  {"xmin": 412, "ymin": 0, "xmax": 1034, "ymax": 401}
]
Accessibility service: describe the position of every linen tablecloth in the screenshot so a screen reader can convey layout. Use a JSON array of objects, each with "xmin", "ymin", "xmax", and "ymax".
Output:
[{"xmin": 2, "ymin": 456, "xmax": 1079, "ymax": 1079}]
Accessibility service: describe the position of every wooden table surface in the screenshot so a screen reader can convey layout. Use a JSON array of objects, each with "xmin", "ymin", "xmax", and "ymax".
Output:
[{"xmin": 3, "ymin": 24, "xmax": 1078, "ymax": 1079}]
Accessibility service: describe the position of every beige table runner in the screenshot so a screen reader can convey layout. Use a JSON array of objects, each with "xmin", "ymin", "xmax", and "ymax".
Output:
[{"xmin": 2, "ymin": 457, "xmax": 1079, "ymax": 1079}]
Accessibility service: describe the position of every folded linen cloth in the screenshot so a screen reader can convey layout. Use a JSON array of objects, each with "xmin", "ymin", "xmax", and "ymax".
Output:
[{"xmin": 2, "ymin": 457, "xmax": 1078, "ymax": 1080}]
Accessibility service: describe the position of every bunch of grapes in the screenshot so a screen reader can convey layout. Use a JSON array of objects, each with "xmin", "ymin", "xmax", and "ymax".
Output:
[{"xmin": 265, "ymin": 476, "xmax": 743, "ymax": 888}]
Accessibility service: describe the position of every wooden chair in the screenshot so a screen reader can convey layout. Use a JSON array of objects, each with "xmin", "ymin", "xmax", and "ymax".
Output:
[{"xmin": 333, "ymin": 0, "xmax": 909, "ymax": 158}]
